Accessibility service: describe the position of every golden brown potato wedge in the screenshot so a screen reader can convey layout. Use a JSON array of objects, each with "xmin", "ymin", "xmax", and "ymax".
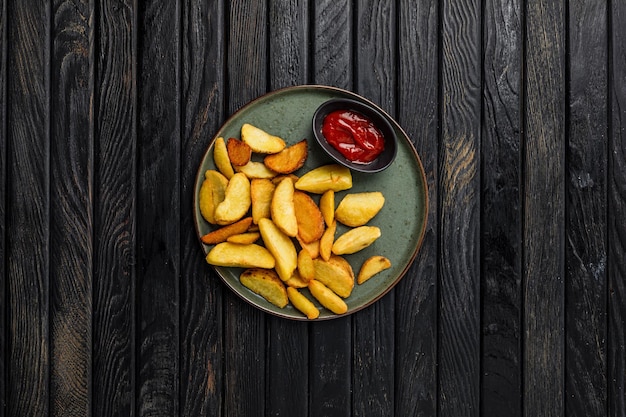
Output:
[
  {"xmin": 319, "ymin": 220, "xmax": 336, "ymax": 261},
  {"xmin": 285, "ymin": 270, "xmax": 309, "ymax": 289},
  {"xmin": 308, "ymin": 280, "xmax": 348, "ymax": 315},
  {"xmin": 313, "ymin": 255, "xmax": 354, "ymax": 298},
  {"xmin": 240, "ymin": 268, "xmax": 288, "ymax": 308},
  {"xmin": 335, "ymin": 192, "xmax": 385, "ymax": 227},
  {"xmin": 250, "ymin": 178, "xmax": 275, "ymax": 224},
  {"xmin": 205, "ymin": 242, "xmax": 275, "ymax": 269},
  {"xmin": 200, "ymin": 217, "xmax": 253, "ymax": 245},
  {"xmin": 213, "ymin": 173, "xmax": 251, "ymax": 225},
  {"xmin": 271, "ymin": 178, "xmax": 298, "ymax": 237},
  {"xmin": 258, "ymin": 218, "xmax": 298, "ymax": 281},
  {"xmin": 319, "ymin": 190, "xmax": 335, "ymax": 226},
  {"xmin": 357, "ymin": 255, "xmax": 392, "ymax": 284},
  {"xmin": 199, "ymin": 169, "xmax": 229, "ymax": 224},
  {"xmin": 213, "ymin": 137, "xmax": 235, "ymax": 179},
  {"xmin": 297, "ymin": 248, "xmax": 315, "ymax": 282},
  {"xmin": 241, "ymin": 123, "xmax": 286, "ymax": 154},
  {"xmin": 287, "ymin": 287, "xmax": 320, "ymax": 319},
  {"xmin": 332, "ymin": 226, "xmax": 381, "ymax": 255},
  {"xmin": 296, "ymin": 236, "xmax": 320, "ymax": 259},
  {"xmin": 234, "ymin": 160, "xmax": 278, "ymax": 179},
  {"xmin": 226, "ymin": 231, "xmax": 261, "ymax": 245},
  {"xmin": 226, "ymin": 137, "xmax": 252, "ymax": 166},
  {"xmin": 271, "ymin": 174, "xmax": 299, "ymax": 185},
  {"xmin": 263, "ymin": 139, "xmax": 308, "ymax": 174},
  {"xmin": 293, "ymin": 191, "xmax": 325, "ymax": 243},
  {"xmin": 294, "ymin": 164, "xmax": 352, "ymax": 194}
]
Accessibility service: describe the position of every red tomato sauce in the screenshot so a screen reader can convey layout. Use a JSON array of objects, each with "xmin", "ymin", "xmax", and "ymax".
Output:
[{"xmin": 321, "ymin": 109, "xmax": 385, "ymax": 164}]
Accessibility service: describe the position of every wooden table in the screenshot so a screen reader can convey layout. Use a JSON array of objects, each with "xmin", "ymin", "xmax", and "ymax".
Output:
[{"xmin": 2, "ymin": 1, "xmax": 625, "ymax": 416}]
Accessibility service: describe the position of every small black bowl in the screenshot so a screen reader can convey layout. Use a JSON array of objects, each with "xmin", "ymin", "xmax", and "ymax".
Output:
[{"xmin": 312, "ymin": 98, "xmax": 398, "ymax": 173}]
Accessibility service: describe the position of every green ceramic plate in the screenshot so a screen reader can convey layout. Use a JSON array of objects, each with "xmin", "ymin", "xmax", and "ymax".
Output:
[{"xmin": 194, "ymin": 85, "xmax": 428, "ymax": 320}]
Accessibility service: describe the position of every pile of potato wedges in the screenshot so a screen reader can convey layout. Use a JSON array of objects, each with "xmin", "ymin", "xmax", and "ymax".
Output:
[{"xmin": 198, "ymin": 123, "xmax": 391, "ymax": 319}]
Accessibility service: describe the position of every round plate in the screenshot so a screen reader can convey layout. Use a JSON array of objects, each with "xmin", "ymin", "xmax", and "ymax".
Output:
[{"xmin": 193, "ymin": 85, "xmax": 428, "ymax": 320}]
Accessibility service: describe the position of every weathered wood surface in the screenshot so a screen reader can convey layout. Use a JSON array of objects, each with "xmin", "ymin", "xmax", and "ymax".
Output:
[{"xmin": 1, "ymin": 0, "xmax": 624, "ymax": 416}]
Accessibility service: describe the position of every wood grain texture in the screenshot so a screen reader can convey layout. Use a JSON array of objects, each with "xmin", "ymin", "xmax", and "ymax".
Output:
[
  {"xmin": 49, "ymin": 0, "xmax": 94, "ymax": 415},
  {"xmin": 523, "ymin": 1, "xmax": 566, "ymax": 416},
  {"xmin": 565, "ymin": 1, "xmax": 608, "ymax": 416},
  {"xmin": 0, "ymin": 0, "xmax": 7, "ymax": 413},
  {"xmin": 481, "ymin": 0, "xmax": 522, "ymax": 415},
  {"xmin": 352, "ymin": 1, "xmax": 396, "ymax": 416},
  {"xmin": 609, "ymin": 1, "xmax": 626, "ymax": 416},
  {"xmin": 136, "ymin": 1, "xmax": 181, "ymax": 415},
  {"xmin": 267, "ymin": 1, "xmax": 310, "ymax": 416},
  {"xmin": 6, "ymin": 1, "xmax": 51, "ymax": 416},
  {"xmin": 312, "ymin": 0, "xmax": 351, "ymax": 89},
  {"xmin": 92, "ymin": 0, "xmax": 137, "ymax": 415},
  {"xmin": 180, "ymin": 0, "xmax": 225, "ymax": 415},
  {"xmin": 439, "ymin": 0, "xmax": 482, "ymax": 415},
  {"xmin": 395, "ymin": 0, "xmax": 438, "ymax": 415}
]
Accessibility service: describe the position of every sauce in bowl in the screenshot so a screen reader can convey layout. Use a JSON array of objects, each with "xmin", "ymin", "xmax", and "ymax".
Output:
[{"xmin": 321, "ymin": 109, "xmax": 385, "ymax": 164}]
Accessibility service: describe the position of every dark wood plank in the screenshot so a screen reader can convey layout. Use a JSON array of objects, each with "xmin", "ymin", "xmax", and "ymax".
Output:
[
  {"xmin": 92, "ymin": 0, "xmax": 137, "ymax": 415},
  {"xmin": 266, "ymin": 1, "xmax": 310, "ymax": 416},
  {"xmin": 395, "ymin": 0, "xmax": 439, "ymax": 415},
  {"xmin": 179, "ymin": 0, "xmax": 225, "ymax": 415},
  {"xmin": 481, "ymin": 0, "xmax": 523, "ymax": 415},
  {"xmin": 523, "ymin": 0, "xmax": 566, "ymax": 416},
  {"xmin": 439, "ymin": 0, "xmax": 482, "ymax": 415},
  {"xmin": 5, "ymin": 0, "xmax": 51, "ymax": 415},
  {"xmin": 49, "ymin": 0, "xmax": 94, "ymax": 415},
  {"xmin": 565, "ymin": 1, "xmax": 608, "ymax": 416},
  {"xmin": 609, "ymin": 1, "xmax": 626, "ymax": 416},
  {"xmin": 224, "ymin": 2, "xmax": 268, "ymax": 416},
  {"xmin": 352, "ymin": 1, "xmax": 396, "ymax": 416},
  {"xmin": 309, "ymin": 2, "xmax": 353, "ymax": 416},
  {"xmin": 136, "ymin": 1, "xmax": 181, "ymax": 415},
  {"xmin": 0, "ymin": 0, "xmax": 7, "ymax": 413}
]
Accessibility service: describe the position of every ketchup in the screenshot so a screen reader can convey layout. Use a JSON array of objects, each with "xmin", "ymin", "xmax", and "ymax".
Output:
[{"xmin": 321, "ymin": 109, "xmax": 385, "ymax": 164}]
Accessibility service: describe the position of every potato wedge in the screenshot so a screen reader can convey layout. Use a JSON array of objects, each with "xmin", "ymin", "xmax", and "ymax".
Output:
[
  {"xmin": 250, "ymin": 178, "xmax": 275, "ymax": 224},
  {"xmin": 271, "ymin": 178, "xmax": 298, "ymax": 237},
  {"xmin": 240, "ymin": 268, "xmax": 288, "ymax": 308},
  {"xmin": 293, "ymin": 191, "xmax": 325, "ymax": 243},
  {"xmin": 319, "ymin": 220, "xmax": 336, "ymax": 261},
  {"xmin": 199, "ymin": 170, "xmax": 229, "ymax": 224},
  {"xmin": 357, "ymin": 255, "xmax": 392, "ymax": 284},
  {"xmin": 227, "ymin": 137, "xmax": 252, "ymax": 166},
  {"xmin": 294, "ymin": 164, "xmax": 352, "ymax": 194},
  {"xmin": 241, "ymin": 123, "xmax": 286, "ymax": 154},
  {"xmin": 258, "ymin": 218, "xmax": 298, "ymax": 281},
  {"xmin": 296, "ymin": 236, "xmax": 320, "ymax": 259},
  {"xmin": 287, "ymin": 287, "xmax": 320, "ymax": 319},
  {"xmin": 200, "ymin": 216, "xmax": 253, "ymax": 245},
  {"xmin": 319, "ymin": 190, "xmax": 335, "ymax": 226},
  {"xmin": 213, "ymin": 137, "xmax": 235, "ymax": 179},
  {"xmin": 206, "ymin": 242, "xmax": 275, "ymax": 269},
  {"xmin": 226, "ymin": 232, "xmax": 261, "ymax": 245},
  {"xmin": 297, "ymin": 248, "xmax": 315, "ymax": 282},
  {"xmin": 285, "ymin": 270, "xmax": 309, "ymax": 289},
  {"xmin": 263, "ymin": 139, "xmax": 308, "ymax": 174},
  {"xmin": 214, "ymin": 173, "xmax": 251, "ymax": 225},
  {"xmin": 332, "ymin": 226, "xmax": 381, "ymax": 255},
  {"xmin": 335, "ymin": 192, "xmax": 385, "ymax": 227},
  {"xmin": 272, "ymin": 174, "xmax": 299, "ymax": 185},
  {"xmin": 308, "ymin": 280, "xmax": 348, "ymax": 315},
  {"xmin": 234, "ymin": 160, "xmax": 278, "ymax": 179},
  {"xmin": 313, "ymin": 255, "xmax": 354, "ymax": 298}
]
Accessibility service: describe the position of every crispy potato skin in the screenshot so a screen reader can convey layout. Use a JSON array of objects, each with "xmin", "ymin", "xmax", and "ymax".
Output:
[
  {"xmin": 201, "ymin": 216, "xmax": 253, "ymax": 244},
  {"xmin": 241, "ymin": 123, "xmax": 286, "ymax": 154},
  {"xmin": 206, "ymin": 242, "xmax": 275, "ymax": 269},
  {"xmin": 240, "ymin": 268, "xmax": 288, "ymax": 308},
  {"xmin": 293, "ymin": 191, "xmax": 325, "ymax": 243},
  {"xmin": 227, "ymin": 137, "xmax": 252, "ymax": 166},
  {"xmin": 287, "ymin": 287, "xmax": 320, "ymax": 319},
  {"xmin": 313, "ymin": 255, "xmax": 354, "ymax": 298},
  {"xmin": 308, "ymin": 280, "xmax": 348, "ymax": 315},
  {"xmin": 357, "ymin": 255, "xmax": 392, "ymax": 284},
  {"xmin": 213, "ymin": 137, "xmax": 235, "ymax": 179},
  {"xmin": 263, "ymin": 139, "xmax": 308, "ymax": 174}
]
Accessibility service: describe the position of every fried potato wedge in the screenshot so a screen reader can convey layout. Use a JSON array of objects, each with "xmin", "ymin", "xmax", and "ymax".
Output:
[
  {"xmin": 319, "ymin": 190, "xmax": 335, "ymax": 226},
  {"xmin": 293, "ymin": 191, "xmax": 325, "ymax": 243},
  {"xmin": 335, "ymin": 192, "xmax": 385, "ymax": 227},
  {"xmin": 250, "ymin": 178, "xmax": 275, "ymax": 224},
  {"xmin": 240, "ymin": 268, "xmax": 288, "ymax": 308},
  {"xmin": 241, "ymin": 123, "xmax": 286, "ymax": 154},
  {"xmin": 308, "ymin": 280, "xmax": 348, "ymax": 315},
  {"xmin": 313, "ymin": 255, "xmax": 354, "ymax": 298},
  {"xmin": 258, "ymin": 218, "xmax": 298, "ymax": 281},
  {"xmin": 296, "ymin": 236, "xmax": 320, "ymax": 259},
  {"xmin": 199, "ymin": 170, "xmax": 229, "ymax": 224},
  {"xmin": 285, "ymin": 270, "xmax": 309, "ymax": 289},
  {"xmin": 294, "ymin": 164, "xmax": 352, "ymax": 194},
  {"xmin": 271, "ymin": 178, "xmax": 298, "ymax": 237},
  {"xmin": 297, "ymin": 248, "xmax": 315, "ymax": 282},
  {"xmin": 332, "ymin": 226, "xmax": 381, "ymax": 255},
  {"xmin": 234, "ymin": 160, "xmax": 278, "ymax": 179},
  {"xmin": 206, "ymin": 242, "xmax": 275, "ymax": 269},
  {"xmin": 357, "ymin": 255, "xmax": 392, "ymax": 284},
  {"xmin": 272, "ymin": 174, "xmax": 299, "ymax": 185},
  {"xmin": 226, "ymin": 231, "xmax": 260, "ymax": 245},
  {"xmin": 213, "ymin": 137, "xmax": 235, "ymax": 179},
  {"xmin": 214, "ymin": 173, "xmax": 251, "ymax": 225},
  {"xmin": 287, "ymin": 287, "xmax": 320, "ymax": 319},
  {"xmin": 200, "ymin": 217, "xmax": 253, "ymax": 245},
  {"xmin": 319, "ymin": 220, "xmax": 336, "ymax": 261},
  {"xmin": 263, "ymin": 139, "xmax": 308, "ymax": 174},
  {"xmin": 226, "ymin": 137, "xmax": 252, "ymax": 166}
]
